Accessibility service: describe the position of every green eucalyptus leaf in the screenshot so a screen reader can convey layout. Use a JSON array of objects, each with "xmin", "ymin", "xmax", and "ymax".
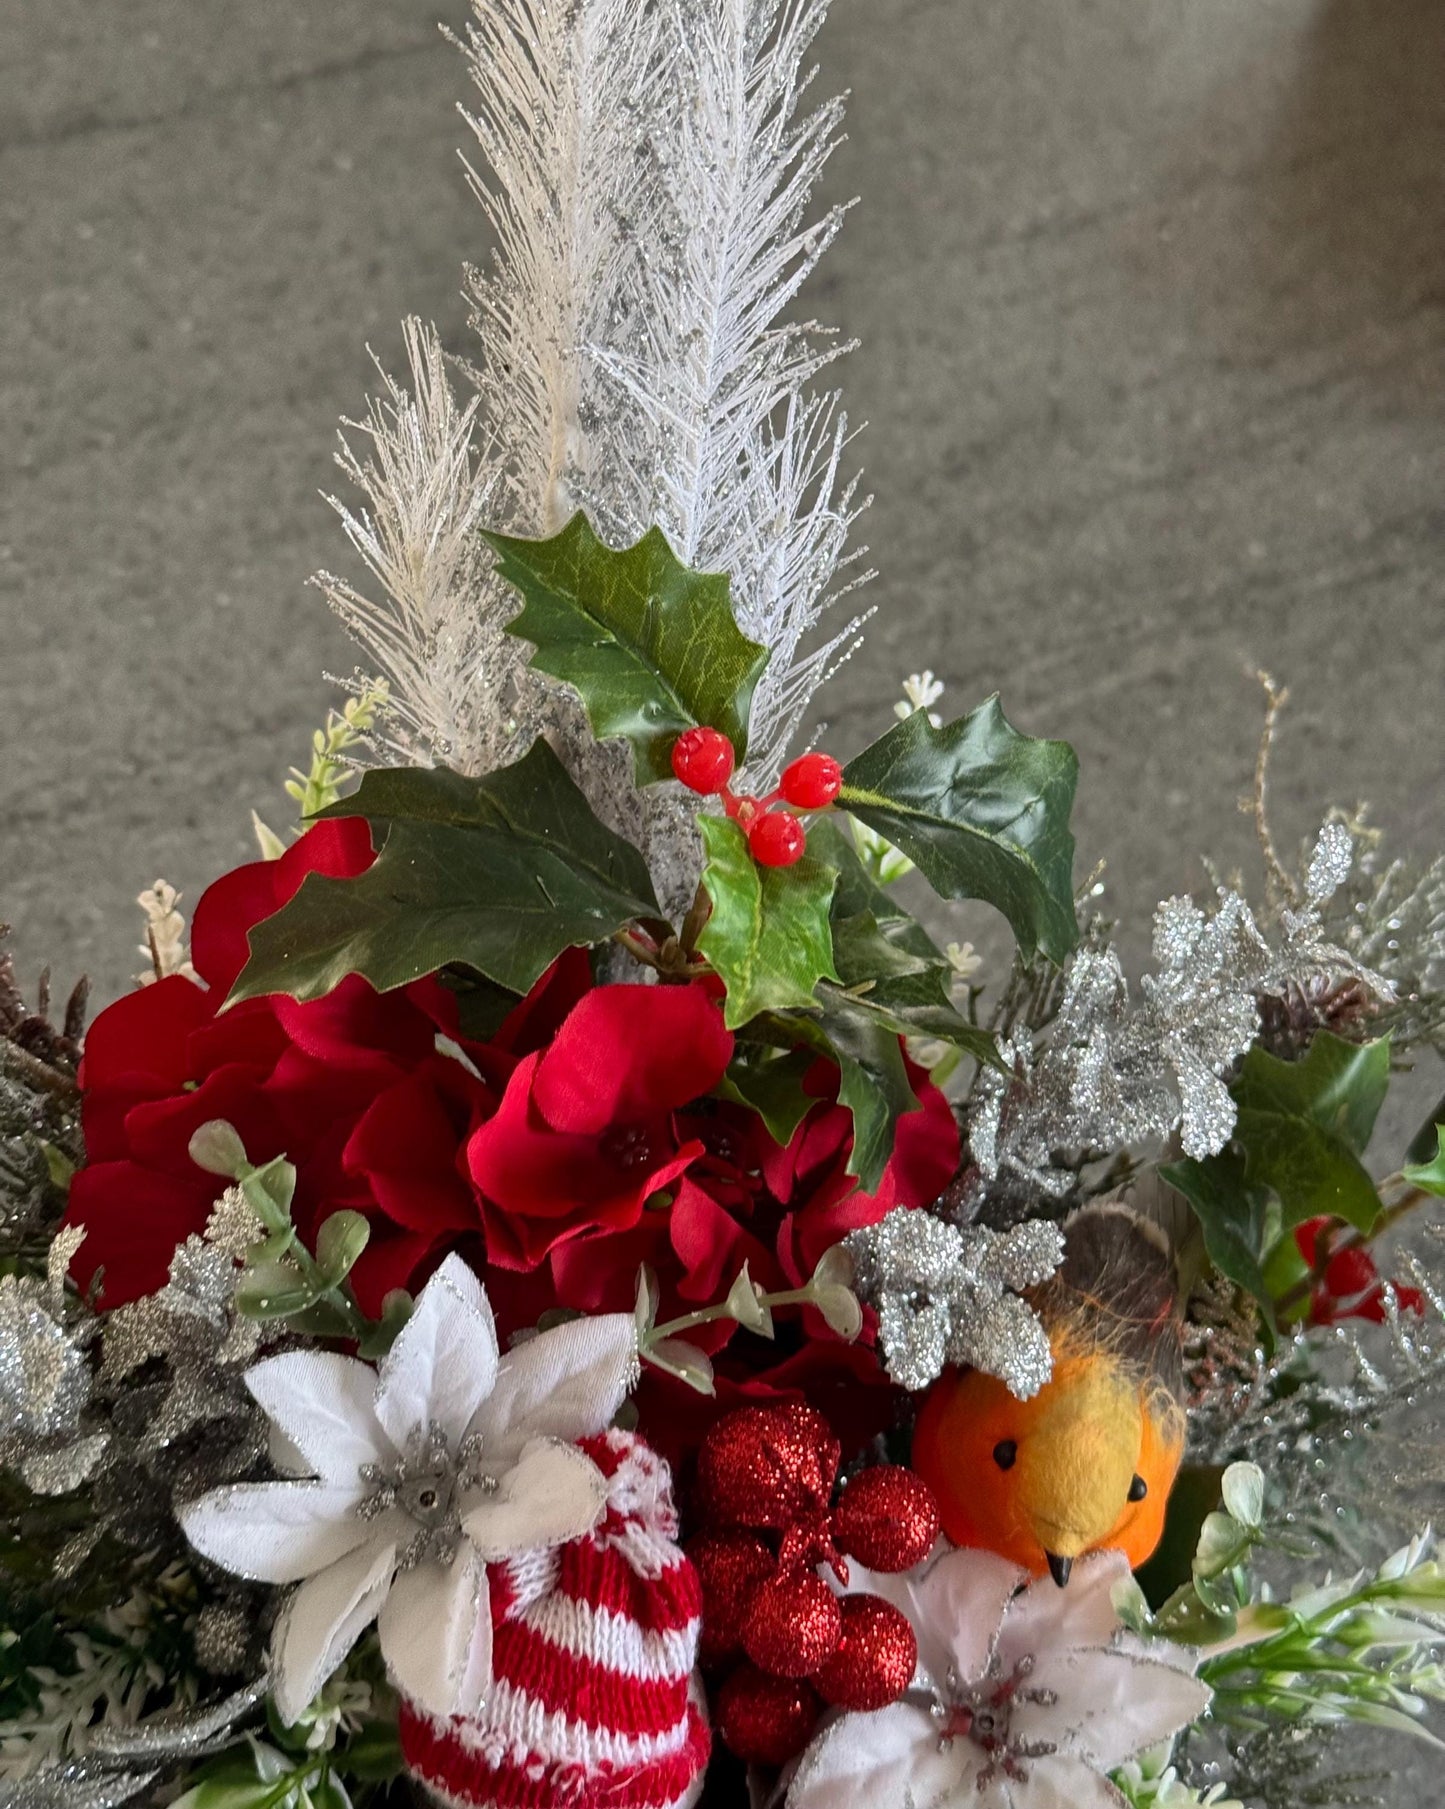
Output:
[
  {"xmin": 189, "ymin": 1120, "xmax": 250, "ymax": 1179},
  {"xmin": 1194, "ymin": 1509, "xmax": 1254, "ymax": 1582},
  {"xmin": 231, "ymin": 741, "xmax": 658, "ymax": 1006},
  {"xmin": 338, "ymin": 1717, "xmax": 405, "ymax": 1782},
  {"xmin": 839, "ymin": 696, "xmax": 1079, "ymax": 964},
  {"xmin": 239, "ymin": 1157, "xmax": 298, "ymax": 1233},
  {"xmin": 355, "ymin": 1288, "xmax": 414, "ymax": 1360},
  {"xmin": 286, "ymin": 1298, "xmax": 361, "ymax": 1342},
  {"xmin": 645, "ymin": 1336, "xmax": 716, "ymax": 1395},
  {"xmin": 1231, "ymin": 1032, "xmax": 1392, "ymax": 1233},
  {"xmin": 486, "ymin": 513, "xmax": 769, "ymax": 782},
  {"xmin": 1403, "ymin": 1125, "xmax": 1445, "ymax": 1197},
  {"xmin": 716, "ymin": 1047, "xmax": 818, "ymax": 1148},
  {"xmin": 724, "ymin": 1263, "xmax": 774, "ymax": 1338},
  {"xmin": 1161, "ymin": 1153, "xmax": 1277, "ymax": 1342},
  {"xmin": 314, "ymin": 1210, "xmax": 371, "ymax": 1283},
  {"xmin": 235, "ymin": 1259, "xmax": 317, "ymax": 1321},
  {"xmin": 696, "ymin": 815, "xmax": 840, "ymax": 1029}
]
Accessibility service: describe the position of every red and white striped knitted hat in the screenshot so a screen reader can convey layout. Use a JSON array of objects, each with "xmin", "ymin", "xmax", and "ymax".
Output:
[{"xmin": 399, "ymin": 1429, "xmax": 710, "ymax": 1809}]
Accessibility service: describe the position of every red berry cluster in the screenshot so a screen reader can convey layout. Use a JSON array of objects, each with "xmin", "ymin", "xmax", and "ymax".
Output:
[
  {"xmin": 670, "ymin": 728, "xmax": 843, "ymax": 869},
  {"xmin": 1295, "ymin": 1217, "xmax": 1426, "ymax": 1326},
  {"xmin": 685, "ymin": 1403, "xmax": 940, "ymax": 1767}
]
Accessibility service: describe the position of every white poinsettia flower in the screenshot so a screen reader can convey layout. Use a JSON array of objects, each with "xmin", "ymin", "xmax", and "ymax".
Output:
[
  {"xmin": 788, "ymin": 1547, "xmax": 1210, "ymax": 1809},
  {"xmin": 179, "ymin": 1256, "xmax": 638, "ymax": 1726}
]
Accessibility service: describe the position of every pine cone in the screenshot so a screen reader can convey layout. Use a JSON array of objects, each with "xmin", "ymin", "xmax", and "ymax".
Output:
[
  {"xmin": 0, "ymin": 926, "xmax": 88, "ymax": 1079},
  {"xmin": 1255, "ymin": 975, "xmax": 1378, "ymax": 1060}
]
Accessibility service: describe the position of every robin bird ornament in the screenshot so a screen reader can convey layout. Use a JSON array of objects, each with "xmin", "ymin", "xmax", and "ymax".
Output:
[{"xmin": 912, "ymin": 1201, "xmax": 1187, "ymax": 1586}]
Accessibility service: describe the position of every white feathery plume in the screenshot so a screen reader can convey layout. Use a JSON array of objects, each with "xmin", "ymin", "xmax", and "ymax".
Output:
[
  {"xmin": 453, "ymin": 0, "xmax": 673, "ymax": 544},
  {"xmin": 601, "ymin": 0, "xmax": 872, "ymax": 782},
  {"xmin": 313, "ymin": 318, "xmax": 510, "ymax": 775}
]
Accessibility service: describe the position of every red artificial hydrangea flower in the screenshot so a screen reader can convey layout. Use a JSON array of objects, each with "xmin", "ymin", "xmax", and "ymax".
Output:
[
  {"xmin": 466, "ymin": 984, "xmax": 735, "ymax": 1268},
  {"xmin": 65, "ymin": 822, "xmax": 959, "ymax": 1460},
  {"xmin": 1294, "ymin": 1216, "xmax": 1425, "ymax": 1325}
]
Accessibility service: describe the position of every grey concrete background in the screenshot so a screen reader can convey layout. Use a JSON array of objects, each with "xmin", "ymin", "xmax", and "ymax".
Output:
[
  {"xmin": 2, "ymin": 0, "xmax": 1441, "ymax": 1011},
  {"xmin": 0, "ymin": 1, "xmax": 1443, "ymax": 1790}
]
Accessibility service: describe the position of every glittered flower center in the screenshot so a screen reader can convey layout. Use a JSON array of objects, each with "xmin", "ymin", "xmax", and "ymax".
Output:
[
  {"xmin": 931, "ymin": 1655, "xmax": 1058, "ymax": 1787},
  {"xmin": 356, "ymin": 1420, "xmax": 497, "ymax": 1570}
]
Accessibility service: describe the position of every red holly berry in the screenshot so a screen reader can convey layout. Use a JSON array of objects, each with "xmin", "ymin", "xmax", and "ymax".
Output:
[
  {"xmin": 688, "ymin": 1528, "xmax": 776, "ymax": 1667},
  {"xmin": 780, "ymin": 752, "xmax": 843, "ymax": 810},
  {"xmin": 812, "ymin": 1594, "xmax": 918, "ymax": 1711},
  {"xmin": 716, "ymin": 1665, "xmax": 821, "ymax": 1766},
  {"xmin": 671, "ymin": 726, "xmax": 736, "ymax": 794},
  {"xmin": 748, "ymin": 811, "xmax": 807, "ymax": 867},
  {"xmin": 742, "ymin": 1567, "xmax": 842, "ymax": 1677},
  {"xmin": 832, "ymin": 1466, "xmax": 940, "ymax": 1574}
]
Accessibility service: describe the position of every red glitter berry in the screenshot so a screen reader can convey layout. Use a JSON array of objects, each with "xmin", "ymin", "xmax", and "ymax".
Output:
[
  {"xmin": 716, "ymin": 1665, "xmax": 822, "ymax": 1767},
  {"xmin": 774, "ymin": 1402, "xmax": 842, "ymax": 1494},
  {"xmin": 832, "ymin": 1466, "xmax": 941, "ymax": 1574},
  {"xmin": 742, "ymin": 1567, "xmax": 842, "ymax": 1677},
  {"xmin": 696, "ymin": 1406, "xmax": 839, "ymax": 1531},
  {"xmin": 671, "ymin": 726, "xmax": 736, "ymax": 795},
  {"xmin": 812, "ymin": 1595, "xmax": 917, "ymax": 1711},
  {"xmin": 688, "ymin": 1528, "xmax": 776, "ymax": 1668},
  {"xmin": 780, "ymin": 752, "xmax": 843, "ymax": 810},
  {"xmin": 748, "ymin": 811, "xmax": 807, "ymax": 867}
]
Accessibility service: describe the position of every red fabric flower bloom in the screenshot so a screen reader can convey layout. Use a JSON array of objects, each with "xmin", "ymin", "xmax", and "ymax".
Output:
[
  {"xmin": 1294, "ymin": 1216, "xmax": 1426, "ymax": 1325},
  {"xmin": 466, "ymin": 985, "xmax": 734, "ymax": 1269}
]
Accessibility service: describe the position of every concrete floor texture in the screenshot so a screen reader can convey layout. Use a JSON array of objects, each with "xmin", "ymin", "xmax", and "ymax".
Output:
[
  {"xmin": 3, "ymin": 0, "xmax": 1442, "ymax": 1006},
  {"xmin": 0, "ymin": 0, "xmax": 1442, "ymax": 1792}
]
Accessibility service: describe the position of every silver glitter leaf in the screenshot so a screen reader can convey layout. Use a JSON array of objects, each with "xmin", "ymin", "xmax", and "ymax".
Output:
[
  {"xmin": 0, "ymin": 1274, "xmax": 91, "ymax": 1440},
  {"xmin": 845, "ymin": 1209, "xmax": 1063, "ymax": 1399},
  {"xmin": 967, "ymin": 829, "xmax": 1392, "ymax": 1208}
]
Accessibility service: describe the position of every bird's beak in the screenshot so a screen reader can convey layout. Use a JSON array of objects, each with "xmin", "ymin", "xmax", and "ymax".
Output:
[{"xmin": 1045, "ymin": 1551, "xmax": 1073, "ymax": 1588}]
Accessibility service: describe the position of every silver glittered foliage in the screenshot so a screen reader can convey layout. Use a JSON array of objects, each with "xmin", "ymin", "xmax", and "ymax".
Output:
[
  {"xmin": 319, "ymin": 0, "xmax": 868, "ymax": 908},
  {"xmin": 969, "ymin": 825, "xmax": 1391, "ymax": 1208},
  {"xmin": 600, "ymin": 0, "xmax": 872, "ymax": 786},
  {"xmin": 845, "ymin": 1207, "xmax": 1064, "ymax": 1399},
  {"xmin": 0, "ymin": 1206, "xmax": 269, "ymax": 1578}
]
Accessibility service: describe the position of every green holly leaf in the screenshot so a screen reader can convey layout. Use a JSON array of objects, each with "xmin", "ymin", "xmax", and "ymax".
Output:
[
  {"xmin": 486, "ymin": 513, "xmax": 770, "ymax": 783},
  {"xmin": 839, "ymin": 696, "xmax": 1079, "ymax": 964},
  {"xmin": 1228, "ymin": 1032, "xmax": 1391, "ymax": 1234},
  {"xmin": 1162, "ymin": 1153, "xmax": 1278, "ymax": 1343},
  {"xmin": 1404, "ymin": 1125, "xmax": 1445, "ymax": 1197},
  {"xmin": 231, "ymin": 741, "xmax": 658, "ymax": 1005},
  {"xmin": 717, "ymin": 1047, "xmax": 818, "ymax": 1148},
  {"xmin": 696, "ymin": 815, "xmax": 839, "ymax": 1029}
]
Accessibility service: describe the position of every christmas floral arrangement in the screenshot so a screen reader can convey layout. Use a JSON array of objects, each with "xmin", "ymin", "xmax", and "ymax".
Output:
[{"xmin": 3, "ymin": 4, "xmax": 1444, "ymax": 1808}]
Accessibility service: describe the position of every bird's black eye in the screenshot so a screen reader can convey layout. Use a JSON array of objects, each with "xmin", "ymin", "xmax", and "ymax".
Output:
[
  {"xmin": 1128, "ymin": 1474, "xmax": 1148, "ymax": 1502},
  {"xmin": 993, "ymin": 1440, "xmax": 1017, "ymax": 1471}
]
